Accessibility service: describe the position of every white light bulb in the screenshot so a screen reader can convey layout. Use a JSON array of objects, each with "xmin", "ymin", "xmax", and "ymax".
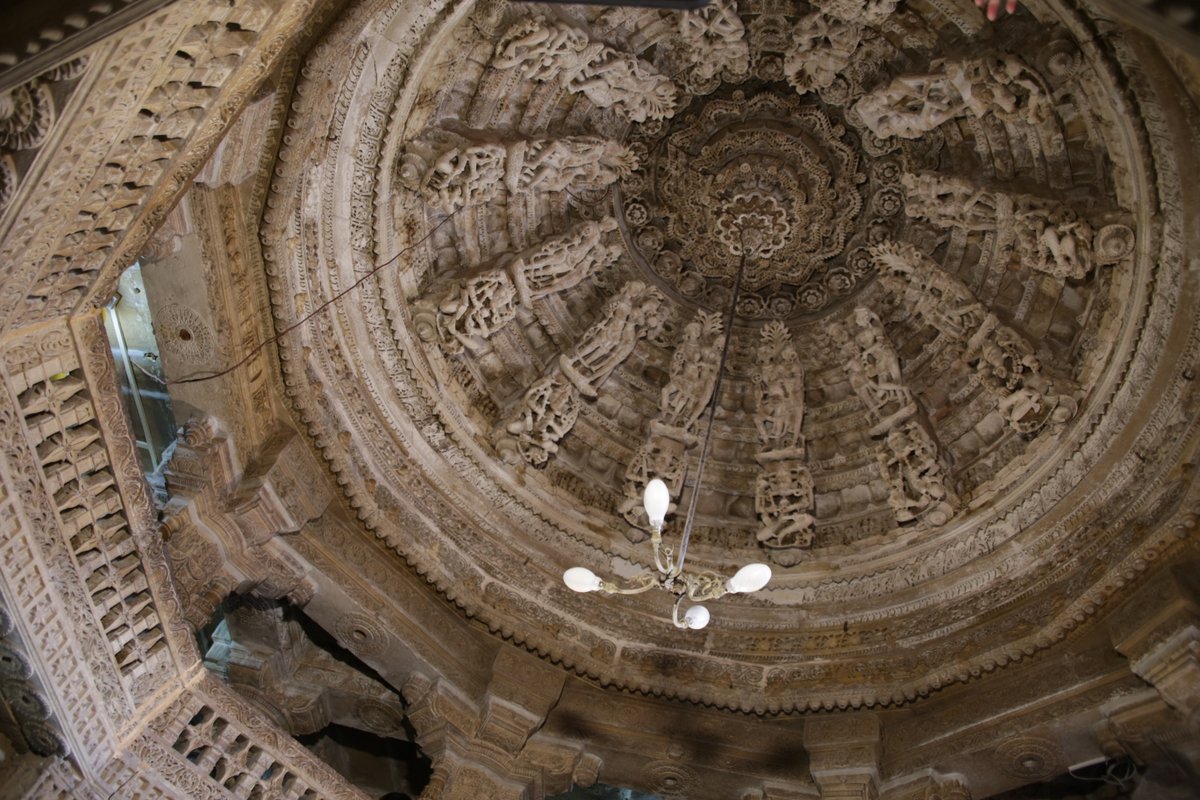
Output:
[
  {"xmin": 643, "ymin": 478, "xmax": 670, "ymax": 528},
  {"xmin": 683, "ymin": 605, "xmax": 710, "ymax": 630},
  {"xmin": 725, "ymin": 563, "xmax": 772, "ymax": 594},
  {"xmin": 563, "ymin": 567, "xmax": 603, "ymax": 593}
]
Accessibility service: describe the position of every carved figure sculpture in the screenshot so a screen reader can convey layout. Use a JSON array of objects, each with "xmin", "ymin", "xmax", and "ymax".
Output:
[
  {"xmin": 753, "ymin": 321, "xmax": 814, "ymax": 561},
  {"xmin": 497, "ymin": 282, "xmax": 665, "ymax": 467},
  {"xmin": 434, "ymin": 269, "xmax": 520, "ymax": 354},
  {"xmin": 902, "ymin": 172, "xmax": 1134, "ymax": 280},
  {"xmin": 872, "ymin": 241, "xmax": 988, "ymax": 340},
  {"xmin": 679, "ymin": 0, "xmax": 750, "ymax": 85},
  {"xmin": 508, "ymin": 217, "xmax": 622, "ymax": 304},
  {"xmin": 878, "ymin": 420, "xmax": 955, "ymax": 527},
  {"xmin": 834, "ymin": 306, "xmax": 956, "ymax": 529},
  {"xmin": 418, "ymin": 143, "xmax": 507, "ymax": 213},
  {"xmin": 870, "ymin": 239, "xmax": 1078, "ymax": 434},
  {"xmin": 756, "ymin": 460, "xmax": 816, "ymax": 554},
  {"xmin": 837, "ymin": 306, "xmax": 917, "ymax": 431},
  {"xmin": 493, "ymin": 18, "xmax": 590, "ymax": 82},
  {"xmin": 619, "ymin": 311, "xmax": 723, "ymax": 531},
  {"xmin": 402, "ymin": 135, "xmax": 634, "ymax": 213},
  {"xmin": 823, "ymin": 0, "xmax": 899, "ymax": 24},
  {"xmin": 559, "ymin": 280, "xmax": 666, "ymax": 398},
  {"xmin": 492, "ymin": 17, "xmax": 678, "ymax": 122},
  {"xmin": 785, "ymin": 14, "xmax": 862, "ymax": 94},
  {"xmin": 418, "ymin": 218, "xmax": 622, "ymax": 354},
  {"xmin": 501, "ymin": 376, "xmax": 581, "ymax": 467},
  {"xmin": 754, "ymin": 321, "xmax": 806, "ymax": 452},
  {"xmin": 853, "ymin": 53, "xmax": 1050, "ymax": 139},
  {"xmin": 507, "ymin": 137, "xmax": 638, "ymax": 195},
  {"xmin": 659, "ymin": 311, "xmax": 724, "ymax": 434}
]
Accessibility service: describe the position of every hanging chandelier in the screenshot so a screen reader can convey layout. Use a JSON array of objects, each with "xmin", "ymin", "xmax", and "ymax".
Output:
[{"xmin": 563, "ymin": 222, "xmax": 773, "ymax": 630}]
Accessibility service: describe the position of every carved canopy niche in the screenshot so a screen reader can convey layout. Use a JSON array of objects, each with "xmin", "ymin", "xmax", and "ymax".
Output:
[{"xmin": 259, "ymin": 0, "xmax": 1198, "ymax": 716}]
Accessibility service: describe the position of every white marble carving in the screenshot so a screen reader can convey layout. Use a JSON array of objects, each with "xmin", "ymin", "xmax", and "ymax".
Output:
[
  {"xmin": 493, "ymin": 17, "xmax": 678, "ymax": 122},
  {"xmin": 902, "ymin": 172, "xmax": 1135, "ymax": 280},
  {"xmin": 872, "ymin": 240, "xmax": 1078, "ymax": 434},
  {"xmin": 853, "ymin": 54, "xmax": 1051, "ymax": 139}
]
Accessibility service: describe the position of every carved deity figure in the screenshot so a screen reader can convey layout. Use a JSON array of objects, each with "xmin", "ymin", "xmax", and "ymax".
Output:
[
  {"xmin": 434, "ymin": 269, "xmax": 519, "ymax": 354},
  {"xmin": 418, "ymin": 143, "xmax": 507, "ymax": 213},
  {"xmin": 620, "ymin": 438, "xmax": 686, "ymax": 531},
  {"xmin": 853, "ymin": 53, "xmax": 1050, "ymax": 140},
  {"xmin": 756, "ymin": 460, "xmax": 816, "ymax": 560},
  {"xmin": 559, "ymin": 281, "xmax": 666, "ymax": 398},
  {"xmin": 493, "ymin": 18, "xmax": 590, "ymax": 82},
  {"xmin": 679, "ymin": 0, "xmax": 750, "ymax": 84},
  {"xmin": 419, "ymin": 218, "xmax": 622, "ymax": 354},
  {"xmin": 498, "ymin": 282, "xmax": 666, "ymax": 467},
  {"xmin": 752, "ymin": 321, "xmax": 814, "ymax": 562},
  {"xmin": 871, "ymin": 240, "xmax": 989, "ymax": 341},
  {"xmin": 823, "ymin": 0, "xmax": 898, "ymax": 24},
  {"xmin": 871, "ymin": 239, "xmax": 1078, "ymax": 434},
  {"xmin": 754, "ymin": 321, "xmax": 806, "ymax": 453},
  {"xmin": 658, "ymin": 311, "xmax": 724, "ymax": 434},
  {"xmin": 901, "ymin": 172, "xmax": 1000, "ymax": 231},
  {"xmin": 785, "ymin": 14, "xmax": 863, "ymax": 94},
  {"xmin": 836, "ymin": 306, "xmax": 916, "ymax": 429},
  {"xmin": 509, "ymin": 217, "xmax": 622, "ymax": 305},
  {"xmin": 492, "ymin": 17, "xmax": 678, "ymax": 122},
  {"xmin": 878, "ymin": 420, "xmax": 955, "ymax": 527},
  {"xmin": 619, "ymin": 310, "xmax": 721, "ymax": 533},
  {"xmin": 507, "ymin": 137, "xmax": 638, "ymax": 195},
  {"xmin": 568, "ymin": 50, "xmax": 679, "ymax": 123},
  {"xmin": 902, "ymin": 172, "xmax": 1132, "ymax": 280},
  {"xmin": 500, "ymin": 376, "xmax": 581, "ymax": 467}
]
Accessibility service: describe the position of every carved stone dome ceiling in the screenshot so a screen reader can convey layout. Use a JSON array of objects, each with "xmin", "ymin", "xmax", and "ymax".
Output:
[{"xmin": 263, "ymin": 0, "xmax": 1193, "ymax": 713}]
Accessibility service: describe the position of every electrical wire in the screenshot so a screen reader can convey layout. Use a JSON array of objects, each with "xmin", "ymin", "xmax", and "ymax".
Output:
[{"xmin": 158, "ymin": 209, "xmax": 462, "ymax": 386}]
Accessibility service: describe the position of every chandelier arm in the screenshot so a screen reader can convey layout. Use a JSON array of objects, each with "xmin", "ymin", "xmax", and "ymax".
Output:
[
  {"xmin": 651, "ymin": 527, "xmax": 670, "ymax": 575},
  {"xmin": 674, "ymin": 235, "xmax": 749, "ymax": 575},
  {"xmin": 670, "ymin": 594, "xmax": 689, "ymax": 629},
  {"xmin": 599, "ymin": 574, "xmax": 660, "ymax": 595}
]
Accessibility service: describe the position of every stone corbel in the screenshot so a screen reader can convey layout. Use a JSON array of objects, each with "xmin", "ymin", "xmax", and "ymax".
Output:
[
  {"xmin": 161, "ymin": 417, "xmax": 328, "ymax": 625},
  {"xmin": 804, "ymin": 714, "xmax": 882, "ymax": 800},
  {"xmin": 1095, "ymin": 688, "xmax": 1200, "ymax": 792},
  {"xmin": 1109, "ymin": 562, "xmax": 1200, "ymax": 733}
]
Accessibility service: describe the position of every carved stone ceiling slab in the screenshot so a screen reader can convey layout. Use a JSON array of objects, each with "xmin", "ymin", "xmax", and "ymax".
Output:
[{"xmin": 261, "ymin": 0, "xmax": 1198, "ymax": 713}]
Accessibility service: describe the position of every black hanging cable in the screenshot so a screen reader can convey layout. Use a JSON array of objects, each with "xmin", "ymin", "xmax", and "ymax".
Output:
[
  {"xmin": 674, "ymin": 230, "xmax": 747, "ymax": 575},
  {"xmin": 155, "ymin": 209, "xmax": 462, "ymax": 386}
]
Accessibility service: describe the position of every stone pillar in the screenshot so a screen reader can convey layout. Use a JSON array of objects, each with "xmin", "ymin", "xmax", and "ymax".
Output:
[
  {"xmin": 1109, "ymin": 563, "xmax": 1200, "ymax": 733},
  {"xmin": 804, "ymin": 715, "xmax": 881, "ymax": 800}
]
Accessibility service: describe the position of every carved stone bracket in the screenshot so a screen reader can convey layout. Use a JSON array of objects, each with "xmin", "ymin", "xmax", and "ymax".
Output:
[
  {"xmin": 401, "ymin": 134, "xmax": 638, "ymax": 214},
  {"xmin": 161, "ymin": 417, "xmax": 328, "ymax": 629},
  {"xmin": 902, "ymin": 172, "xmax": 1135, "ymax": 280},
  {"xmin": 804, "ymin": 714, "xmax": 881, "ymax": 800},
  {"xmin": 492, "ymin": 17, "xmax": 678, "ymax": 122},
  {"xmin": 1110, "ymin": 563, "xmax": 1200, "ymax": 734},
  {"xmin": 871, "ymin": 240, "xmax": 1078, "ymax": 435},
  {"xmin": 496, "ymin": 281, "xmax": 665, "ymax": 467},
  {"xmin": 853, "ymin": 53, "xmax": 1052, "ymax": 140}
]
